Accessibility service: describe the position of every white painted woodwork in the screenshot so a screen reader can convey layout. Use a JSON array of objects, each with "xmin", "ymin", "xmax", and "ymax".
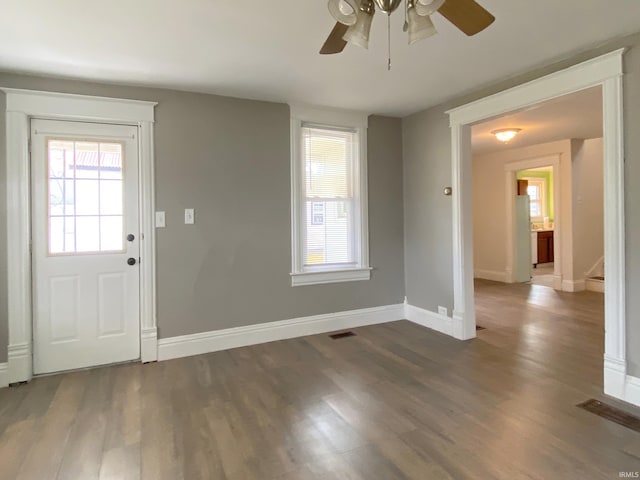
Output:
[
  {"xmin": 447, "ymin": 49, "xmax": 631, "ymax": 405},
  {"xmin": 2, "ymin": 88, "xmax": 157, "ymax": 382},
  {"xmin": 31, "ymin": 119, "xmax": 140, "ymax": 374}
]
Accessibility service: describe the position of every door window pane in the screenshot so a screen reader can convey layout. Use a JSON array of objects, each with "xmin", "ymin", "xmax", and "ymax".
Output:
[
  {"xmin": 47, "ymin": 139, "xmax": 126, "ymax": 254},
  {"xmin": 76, "ymin": 216, "xmax": 100, "ymax": 252}
]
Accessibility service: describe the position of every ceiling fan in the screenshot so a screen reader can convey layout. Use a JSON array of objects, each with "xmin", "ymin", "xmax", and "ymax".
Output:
[{"xmin": 320, "ymin": 0, "xmax": 495, "ymax": 55}]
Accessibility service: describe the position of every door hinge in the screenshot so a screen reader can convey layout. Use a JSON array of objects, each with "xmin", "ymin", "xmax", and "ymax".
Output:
[{"xmin": 28, "ymin": 139, "xmax": 32, "ymax": 154}]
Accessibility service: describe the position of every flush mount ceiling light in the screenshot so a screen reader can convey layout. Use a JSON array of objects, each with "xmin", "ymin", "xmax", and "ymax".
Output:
[
  {"xmin": 491, "ymin": 128, "xmax": 522, "ymax": 143},
  {"xmin": 320, "ymin": 0, "xmax": 495, "ymax": 68}
]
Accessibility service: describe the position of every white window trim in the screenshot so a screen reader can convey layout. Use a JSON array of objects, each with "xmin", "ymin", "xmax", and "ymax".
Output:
[
  {"xmin": 523, "ymin": 177, "xmax": 547, "ymax": 221},
  {"xmin": 289, "ymin": 104, "xmax": 370, "ymax": 287}
]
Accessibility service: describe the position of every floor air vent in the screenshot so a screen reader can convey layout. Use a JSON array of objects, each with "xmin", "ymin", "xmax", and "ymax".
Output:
[
  {"xmin": 577, "ymin": 399, "xmax": 640, "ymax": 433},
  {"xmin": 329, "ymin": 331, "xmax": 356, "ymax": 340}
]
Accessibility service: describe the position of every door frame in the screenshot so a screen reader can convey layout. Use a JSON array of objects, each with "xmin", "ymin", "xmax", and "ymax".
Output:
[
  {"xmin": 446, "ymin": 49, "xmax": 631, "ymax": 404},
  {"xmin": 504, "ymin": 156, "xmax": 561, "ymax": 289},
  {"xmin": 2, "ymin": 88, "xmax": 158, "ymax": 384}
]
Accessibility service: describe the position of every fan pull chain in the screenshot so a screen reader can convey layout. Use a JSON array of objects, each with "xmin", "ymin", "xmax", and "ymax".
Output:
[{"xmin": 387, "ymin": 14, "xmax": 392, "ymax": 71}]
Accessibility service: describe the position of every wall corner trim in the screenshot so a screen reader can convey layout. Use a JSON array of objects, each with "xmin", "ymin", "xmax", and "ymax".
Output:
[{"xmin": 157, "ymin": 304, "xmax": 405, "ymax": 361}]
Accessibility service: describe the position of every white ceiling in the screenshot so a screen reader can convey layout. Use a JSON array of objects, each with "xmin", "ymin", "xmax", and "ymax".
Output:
[
  {"xmin": 1, "ymin": 1, "xmax": 639, "ymax": 116},
  {"xmin": 471, "ymin": 86, "xmax": 603, "ymax": 155}
]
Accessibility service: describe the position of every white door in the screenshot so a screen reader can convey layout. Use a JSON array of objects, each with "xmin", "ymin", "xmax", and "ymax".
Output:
[{"xmin": 31, "ymin": 119, "xmax": 141, "ymax": 374}]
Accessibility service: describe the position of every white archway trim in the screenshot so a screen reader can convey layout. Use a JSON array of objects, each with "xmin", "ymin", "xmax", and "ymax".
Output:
[
  {"xmin": 446, "ymin": 48, "xmax": 631, "ymax": 404},
  {"xmin": 2, "ymin": 88, "xmax": 158, "ymax": 384}
]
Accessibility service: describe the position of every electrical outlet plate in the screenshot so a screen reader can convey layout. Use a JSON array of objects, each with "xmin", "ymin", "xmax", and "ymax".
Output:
[{"xmin": 438, "ymin": 306, "xmax": 448, "ymax": 317}]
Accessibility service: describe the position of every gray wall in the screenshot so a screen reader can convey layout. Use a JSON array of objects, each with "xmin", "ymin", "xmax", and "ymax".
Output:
[
  {"xmin": 0, "ymin": 73, "xmax": 405, "ymax": 358},
  {"xmin": 402, "ymin": 108, "xmax": 454, "ymax": 314},
  {"xmin": 402, "ymin": 31, "xmax": 640, "ymax": 376}
]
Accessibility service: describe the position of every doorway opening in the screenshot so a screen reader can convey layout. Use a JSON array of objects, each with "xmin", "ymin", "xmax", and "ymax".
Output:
[
  {"xmin": 2, "ymin": 88, "xmax": 157, "ymax": 385},
  {"xmin": 471, "ymin": 85, "xmax": 603, "ymax": 295},
  {"xmin": 447, "ymin": 49, "xmax": 632, "ymax": 405}
]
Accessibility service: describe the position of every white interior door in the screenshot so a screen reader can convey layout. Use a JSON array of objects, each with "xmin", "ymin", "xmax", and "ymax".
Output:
[{"xmin": 31, "ymin": 119, "xmax": 141, "ymax": 374}]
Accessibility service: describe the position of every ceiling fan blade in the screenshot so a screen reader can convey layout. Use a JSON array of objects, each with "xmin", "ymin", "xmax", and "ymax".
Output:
[
  {"xmin": 438, "ymin": 0, "xmax": 495, "ymax": 36},
  {"xmin": 320, "ymin": 22, "xmax": 349, "ymax": 55}
]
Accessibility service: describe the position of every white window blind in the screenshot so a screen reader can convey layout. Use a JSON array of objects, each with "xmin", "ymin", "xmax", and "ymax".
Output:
[
  {"xmin": 302, "ymin": 125, "xmax": 356, "ymax": 268},
  {"xmin": 289, "ymin": 105, "xmax": 370, "ymax": 287}
]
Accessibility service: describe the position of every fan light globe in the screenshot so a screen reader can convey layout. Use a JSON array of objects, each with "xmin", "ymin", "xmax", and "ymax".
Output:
[
  {"xmin": 407, "ymin": 6, "xmax": 437, "ymax": 44},
  {"xmin": 328, "ymin": 0, "xmax": 360, "ymax": 25},
  {"xmin": 343, "ymin": 9, "xmax": 375, "ymax": 49},
  {"xmin": 414, "ymin": 0, "xmax": 445, "ymax": 16}
]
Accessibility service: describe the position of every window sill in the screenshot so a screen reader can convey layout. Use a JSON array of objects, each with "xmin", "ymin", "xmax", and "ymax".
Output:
[{"xmin": 290, "ymin": 267, "xmax": 371, "ymax": 287}]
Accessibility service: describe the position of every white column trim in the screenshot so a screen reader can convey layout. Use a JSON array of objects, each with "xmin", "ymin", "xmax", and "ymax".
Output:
[
  {"xmin": 2, "ymin": 88, "xmax": 158, "ymax": 382},
  {"xmin": 446, "ymin": 49, "xmax": 631, "ymax": 404},
  {"xmin": 450, "ymin": 123, "xmax": 475, "ymax": 340},
  {"xmin": 602, "ymin": 74, "xmax": 626, "ymax": 383},
  {"xmin": 139, "ymin": 121, "xmax": 158, "ymax": 362},
  {"xmin": 5, "ymin": 110, "xmax": 32, "ymax": 383}
]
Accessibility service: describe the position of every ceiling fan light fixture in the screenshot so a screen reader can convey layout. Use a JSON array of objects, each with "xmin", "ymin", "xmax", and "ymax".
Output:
[
  {"xmin": 343, "ymin": 8, "xmax": 375, "ymax": 49},
  {"xmin": 328, "ymin": 0, "xmax": 360, "ymax": 25},
  {"xmin": 407, "ymin": 5, "xmax": 437, "ymax": 44},
  {"xmin": 414, "ymin": 0, "xmax": 445, "ymax": 16},
  {"xmin": 491, "ymin": 128, "xmax": 522, "ymax": 143}
]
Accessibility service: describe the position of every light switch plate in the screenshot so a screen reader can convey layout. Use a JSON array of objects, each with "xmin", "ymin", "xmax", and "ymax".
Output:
[
  {"xmin": 155, "ymin": 211, "xmax": 166, "ymax": 228},
  {"xmin": 184, "ymin": 208, "xmax": 195, "ymax": 225}
]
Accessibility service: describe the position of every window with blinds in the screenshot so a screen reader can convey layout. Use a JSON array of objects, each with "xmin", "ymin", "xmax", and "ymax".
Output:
[
  {"xmin": 290, "ymin": 107, "xmax": 370, "ymax": 287},
  {"xmin": 302, "ymin": 125, "xmax": 356, "ymax": 268}
]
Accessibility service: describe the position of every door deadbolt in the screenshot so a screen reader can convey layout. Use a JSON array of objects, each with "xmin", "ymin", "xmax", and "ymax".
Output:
[{"xmin": 127, "ymin": 234, "xmax": 135, "ymax": 242}]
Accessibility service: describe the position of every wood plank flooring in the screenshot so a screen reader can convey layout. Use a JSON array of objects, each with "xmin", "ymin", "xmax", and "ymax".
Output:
[{"xmin": 1, "ymin": 280, "xmax": 640, "ymax": 479}]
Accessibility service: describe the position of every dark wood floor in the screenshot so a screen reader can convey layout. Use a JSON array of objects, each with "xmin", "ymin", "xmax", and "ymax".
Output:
[{"xmin": 1, "ymin": 280, "xmax": 640, "ymax": 479}]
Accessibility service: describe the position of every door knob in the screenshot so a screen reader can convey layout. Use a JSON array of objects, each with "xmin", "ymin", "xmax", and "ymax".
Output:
[
  {"xmin": 127, "ymin": 258, "xmax": 137, "ymax": 266},
  {"xmin": 127, "ymin": 234, "xmax": 135, "ymax": 242}
]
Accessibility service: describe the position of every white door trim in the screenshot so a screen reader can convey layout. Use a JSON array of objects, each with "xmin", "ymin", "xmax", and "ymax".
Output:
[
  {"xmin": 446, "ymin": 49, "xmax": 629, "ymax": 404},
  {"xmin": 2, "ymin": 88, "xmax": 158, "ymax": 383}
]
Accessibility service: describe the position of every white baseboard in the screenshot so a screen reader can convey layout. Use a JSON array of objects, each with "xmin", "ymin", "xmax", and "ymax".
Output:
[
  {"xmin": 474, "ymin": 269, "xmax": 508, "ymax": 283},
  {"xmin": 562, "ymin": 279, "xmax": 586, "ymax": 292},
  {"xmin": 585, "ymin": 278, "xmax": 605, "ymax": 293},
  {"xmin": 404, "ymin": 304, "xmax": 453, "ymax": 336},
  {"xmin": 141, "ymin": 327, "xmax": 158, "ymax": 363},
  {"xmin": 625, "ymin": 375, "xmax": 640, "ymax": 406},
  {"xmin": 8, "ymin": 343, "xmax": 32, "ymax": 384},
  {"xmin": 604, "ymin": 357, "xmax": 640, "ymax": 407},
  {"xmin": 0, "ymin": 363, "xmax": 8, "ymax": 388},
  {"xmin": 158, "ymin": 304, "xmax": 405, "ymax": 361}
]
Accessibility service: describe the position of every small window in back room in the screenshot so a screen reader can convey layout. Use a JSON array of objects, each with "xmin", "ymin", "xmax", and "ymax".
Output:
[{"xmin": 525, "ymin": 178, "xmax": 546, "ymax": 220}]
